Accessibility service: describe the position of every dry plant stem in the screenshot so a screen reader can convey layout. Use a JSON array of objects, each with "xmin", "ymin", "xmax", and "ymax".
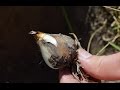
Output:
[
  {"xmin": 76, "ymin": 61, "xmax": 87, "ymax": 81},
  {"xmin": 103, "ymin": 6, "xmax": 120, "ymax": 33},
  {"xmin": 69, "ymin": 33, "xmax": 82, "ymax": 48},
  {"xmin": 103, "ymin": 6, "xmax": 120, "ymax": 12},
  {"xmin": 72, "ymin": 68, "xmax": 81, "ymax": 82},
  {"xmin": 110, "ymin": 13, "xmax": 120, "ymax": 33},
  {"xmin": 112, "ymin": 16, "xmax": 120, "ymax": 33},
  {"xmin": 109, "ymin": 42, "xmax": 120, "ymax": 51},
  {"xmin": 87, "ymin": 20, "xmax": 107, "ymax": 52},
  {"xmin": 72, "ymin": 62, "xmax": 86, "ymax": 82},
  {"xmin": 96, "ymin": 34, "xmax": 120, "ymax": 55}
]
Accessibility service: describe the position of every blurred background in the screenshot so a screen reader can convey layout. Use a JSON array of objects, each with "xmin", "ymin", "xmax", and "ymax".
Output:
[{"xmin": 0, "ymin": 6, "xmax": 89, "ymax": 83}]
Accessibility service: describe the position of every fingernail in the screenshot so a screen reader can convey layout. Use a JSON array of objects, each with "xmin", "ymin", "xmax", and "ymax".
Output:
[{"xmin": 78, "ymin": 49, "xmax": 92, "ymax": 61}]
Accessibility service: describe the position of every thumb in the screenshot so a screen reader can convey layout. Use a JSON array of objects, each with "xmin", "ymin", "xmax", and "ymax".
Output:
[
  {"xmin": 77, "ymin": 48, "xmax": 120, "ymax": 80},
  {"xmin": 77, "ymin": 48, "xmax": 92, "ymax": 62},
  {"xmin": 77, "ymin": 48, "xmax": 103, "ymax": 79}
]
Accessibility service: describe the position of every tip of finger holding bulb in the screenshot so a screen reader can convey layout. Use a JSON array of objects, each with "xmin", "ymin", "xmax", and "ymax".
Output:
[{"xmin": 77, "ymin": 48, "xmax": 92, "ymax": 62}]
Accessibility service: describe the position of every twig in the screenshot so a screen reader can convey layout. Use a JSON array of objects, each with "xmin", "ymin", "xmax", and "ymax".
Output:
[
  {"xmin": 87, "ymin": 20, "xmax": 107, "ymax": 52},
  {"xmin": 69, "ymin": 33, "xmax": 82, "ymax": 48},
  {"xmin": 104, "ymin": 6, "xmax": 120, "ymax": 33},
  {"xmin": 96, "ymin": 34, "xmax": 120, "ymax": 55},
  {"xmin": 109, "ymin": 42, "xmax": 120, "ymax": 51},
  {"xmin": 103, "ymin": 6, "xmax": 120, "ymax": 12},
  {"xmin": 112, "ymin": 16, "xmax": 120, "ymax": 33}
]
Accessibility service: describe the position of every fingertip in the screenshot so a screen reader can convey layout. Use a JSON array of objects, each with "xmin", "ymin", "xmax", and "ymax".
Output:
[
  {"xmin": 77, "ymin": 48, "xmax": 86, "ymax": 54},
  {"xmin": 77, "ymin": 48, "xmax": 92, "ymax": 62}
]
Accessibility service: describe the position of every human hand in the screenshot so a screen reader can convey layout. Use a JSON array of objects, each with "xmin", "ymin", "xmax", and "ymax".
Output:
[
  {"xmin": 77, "ymin": 48, "xmax": 120, "ymax": 80},
  {"xmin": 59, "ymin": 48, "xmax": 120, "ymax": 83}
]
